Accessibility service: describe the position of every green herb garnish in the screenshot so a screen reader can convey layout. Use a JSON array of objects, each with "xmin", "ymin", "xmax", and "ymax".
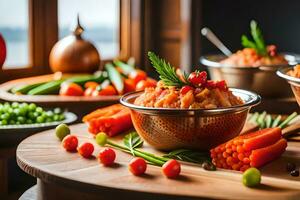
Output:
[
  {"xmin": 124, "ymin": 132, "xmax": 143, "ymax": 156},
  {"xmin": 148, "ymin": 51, "xmax": 187, "ymax": 87},
  {"xmin": 241, "ymin": 20, "xmax": 267, "ymax": 56},
  {"xmin": 163, "ymin": 149, "xmax": 211, "ymax": 164}
]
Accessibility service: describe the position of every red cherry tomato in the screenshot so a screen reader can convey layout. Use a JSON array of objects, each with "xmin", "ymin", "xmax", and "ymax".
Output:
[
  {"xmin": 135, "ymin": 79, "xmax": 157, "ymax": 91},
  {"xmin": 188, "ymin": 71, "xmax": 207, "ymax": 86},
  {"xmin": 180, "ymin": 85, "xmax": 194, "ymax": 95},
  {"xmin": 78, "ymin": 142, "xmax": 94, "ymax": 158},
  {"xmin": 60, "ymin": 83, "xmax": 84, "ymax": 96},
  {"xmin": 129, "ymin": 70, "xmax": 147, "ymax": 84},
  {"xmin": 98, "ymin": 148, "xmax": 116, "ymax": 166},
  {"xmin": 205, "ymin": 80, "xmax": 217, "ymax": 89},
  {"xmin": 216, "ymin": 80, "xmax": 227, "ymax": 90},
  {"xmin": 0, "ymin": 34, "xmax": 6, "ymax": 67},
  {"xmin": 162, "ymin": 159, "xmax": 181, "ymax": 178},
  {"xmin": 124, "ymin": 79, "xmax": 136, "ymax": 93},
  {"xmin": 62, "ymin": 135, "xmax": 78, "ymax": 152},
  {"xmin": 129, "ymin": 157, "xmax": 147, "ymax": 176},
  {"xmin": 84, "ymin": 87, "xmax": 95, "ymax": 96}
]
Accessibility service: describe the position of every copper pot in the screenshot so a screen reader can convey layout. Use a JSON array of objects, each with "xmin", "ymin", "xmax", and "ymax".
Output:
[{"xmin": 49, "ymin": 16, "xmax": 100, "ymax": 73}]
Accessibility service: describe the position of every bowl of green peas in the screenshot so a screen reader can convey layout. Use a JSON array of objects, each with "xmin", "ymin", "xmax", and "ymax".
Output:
[{"xmin": 0, "ymin": 102, "xmax": 77, "ymax": 146}]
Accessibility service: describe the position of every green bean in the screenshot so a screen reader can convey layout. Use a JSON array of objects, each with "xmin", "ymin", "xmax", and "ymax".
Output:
[
  {"xmin": 248, "ymin": 112, "xmax": 259, "ymax": 123},
  {"xmin": 257, "ymin": 111, "xmax": 267, "ymax": 128},
  {"xmin": 271, "ymin": 115, "xmax": 282, "ymax": 128},
  {"xmin": 279, "ymin": 112, "xmax": 298, "ymax": 129},
  {"xmin": 265, "ymin": 115, "xmax": 272, "ymax": 128}
]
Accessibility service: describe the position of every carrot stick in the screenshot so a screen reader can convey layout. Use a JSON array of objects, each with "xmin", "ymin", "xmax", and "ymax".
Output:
[
  {"xmin": 250, "ymin": 138, "xmax": 287, "ymax": 167},
  {"xmin": 82, "ymin": 104, "xmax": 123, "ymax": 122}
]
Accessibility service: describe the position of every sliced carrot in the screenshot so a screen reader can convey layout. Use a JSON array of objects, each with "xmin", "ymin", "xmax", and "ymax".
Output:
[
  {"xmin": 243, "ymin": 127, "xmax": 282, "ymax": 151},
  {"xmin": 82, "ymin": 104, "xmax": 123, "ymax": 122},
  {"xmin": 86, "ymin": 108, "xmax": 132, "ymax": 136},
  {"xmin": 250, "ymin": 138, "xmax": 287, "ymax": 168}
]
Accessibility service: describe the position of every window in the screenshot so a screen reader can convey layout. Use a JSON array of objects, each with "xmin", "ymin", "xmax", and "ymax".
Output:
[
  {"xmin": 0, "ymin": 0, "xmax": 131, "ymax": 82},
  {"xmin": 0, "ymin": 0, "xmax": 29, "ymax": 69},
  {"xmin": 58, "ymin": 0, "xmax": 120, "ymax": 59}
]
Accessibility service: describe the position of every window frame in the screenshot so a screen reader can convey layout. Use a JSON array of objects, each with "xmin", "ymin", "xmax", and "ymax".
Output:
[{"xmin": 0, "ymin": 0, "xmax": 131, "ymax": 82}]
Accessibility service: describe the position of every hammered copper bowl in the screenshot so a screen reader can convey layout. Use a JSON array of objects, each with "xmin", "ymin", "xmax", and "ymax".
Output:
[
  {"xmin": 277, "ymin": 66, "xmax": 300, "ymax": 106},
  {"xmin": 120, "ymin": 89, "xmax": 261, "ymax": 151},
  {"xmin": 200, "ymin": 53, "xmax": 299, "ymax": 97}
]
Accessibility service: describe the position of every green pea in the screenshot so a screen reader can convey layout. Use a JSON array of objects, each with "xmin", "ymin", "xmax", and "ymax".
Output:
[
  {"xmin": 28, "ymin": 112, "xmax": 35, "ymax": 120},
  {"xmin": 17, "ymin": 116, "xmax": 26, "ymax": 124},
  {"xmin": 53, "ymin": 115, "xmax": 60, "ymax": 121},
  {"xmin": 12, "ymin": 102, "xmax": 19, "ymax": 108},
  {"xmin": 36, "ymin": 107, "xmax": 43, "ymax": 113},
  {"xmin": 0, "ymin": 119, "xmax": 8, "ymax": 125},
  {"xmin": 9, "ymin": 120, "xmax": 16, "ymax": 125},
  {"xmin": 242, "ymin": 167, "xmax": 261, "ymax": 187},
  {"xmin": 26, "ymin": 119, "xmax": 33, "ymax": 124},
  {"xmin": 28, "ymin": 103, "xmax": 37, "ymax": 111},
  {"xmin": 58, "ymin": 114, "xmax": 65, "ymax": 121},
  {"xmin": 1, "ymin": 113, "xmax": 10, "ymax": 120},
  {"xmin": 36, "ymin": 116, "xmax": 45, "ymax": 123},
  {"xmin": 54, "ymin": 108, "xmax": 62, "ymax": 114},
  {"xmin": 55, "ymin": 124, "xmax": 70, "ymax": 141}
]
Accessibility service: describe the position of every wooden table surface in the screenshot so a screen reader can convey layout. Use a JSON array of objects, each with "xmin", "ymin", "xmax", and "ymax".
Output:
[{"xmin": 17, "ymin": 123, "xmax": 300, "ymax": 200}]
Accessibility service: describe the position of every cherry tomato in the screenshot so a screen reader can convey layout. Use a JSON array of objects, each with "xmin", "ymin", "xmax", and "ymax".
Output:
[
  {"xmin": 124, "ymin": 79, "xmax": 136, "ymax": 93},
  {"xmin": 205, "ymin": 80, "xmax": 217, "ymax": 89},
  {"xmin": 129, "ymin": 70, "xmax": 147, "ymax": 84},
  {"xmin": 84, "ymin": 87, "xmax": 95, "ymax": 96},
  {"xmin": 78, "ymin": 142, "xmax": 94, "ymax": 158},
  {"xmin": 62, "ymin": 135, "xmax": 78, "ymax": 152},
  {"xmin": 162, "ymin": 159, "xmax": 181, "ymax": 178},
  {"xmin": 136, "ymin": 79, "xmax": 157, "ymax": 91},
  {"xmin": 129, "ymin": 157, "xmax": 147, "ymax": 176},
  {"xmin": 188, "ymin": 71, "xmax": 207, "ymax": 86},
  {"xmin": 60, "ymin": 83, "xmax": 84, "ymax": 96},
  {"xmin": 84, "ymin": 81, "xmax": 99, "ymax": 89},
  {"xmin": 216, "ymin": 80, "xmax": 227, "ymax": 90},
  {"xmin": 98, "ymin": 148, "xmax": 116, "ymax": 166},
  {"xmin": 92, "ymin": 85, "xmax": 118, "ymax": 96},
  {"xmin": 180, "ymin": 85, "xmax": 194, "ymax": 95}
]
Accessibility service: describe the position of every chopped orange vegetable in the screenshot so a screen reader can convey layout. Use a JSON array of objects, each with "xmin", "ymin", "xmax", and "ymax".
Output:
[
  {"xmin": 82, "ymin": 104, "xmax": 123, "ymax": 122},
  {"xmin": 124, "ymin": 79, "xmax": 136, "ymax": 93},
  {"xmin": 210, "ymin": 128, "xmax": 287, "ymax": 171},
  {"xmin": 83, "ymin": 104, "xmax": 133, "ymax": 137}
]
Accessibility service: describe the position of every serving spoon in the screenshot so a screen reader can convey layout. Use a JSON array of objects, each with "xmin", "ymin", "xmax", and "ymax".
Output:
[{"xmin": 201, "ymin": 27, "xmax": 232, "ymax": 57}]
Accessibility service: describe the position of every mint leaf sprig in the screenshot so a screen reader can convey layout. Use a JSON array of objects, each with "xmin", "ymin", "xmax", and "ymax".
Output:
[{"xmin": 241, "ymin": 20, "xmax": 267, "ymax": 56}]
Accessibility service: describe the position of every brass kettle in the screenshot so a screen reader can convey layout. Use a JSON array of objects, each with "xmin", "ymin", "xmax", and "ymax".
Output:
[{"xmin": 49, "ymin": 16, "xmax": 101, "ymax": 73}]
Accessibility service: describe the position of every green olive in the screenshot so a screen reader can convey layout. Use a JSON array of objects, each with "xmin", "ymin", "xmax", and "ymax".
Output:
[
  {"xmin": 242, "ymin": 167, "xmax": 261, "ymax": 187},
  {"xmin": 55, "ymin": 124, "xmax": 70, "ymax": 141}
]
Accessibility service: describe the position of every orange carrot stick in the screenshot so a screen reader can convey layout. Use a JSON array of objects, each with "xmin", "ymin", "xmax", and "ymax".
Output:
[
  {"xmin": 82, "ymin": 104, "xmax": 123, "ymax": 122},
  {"xmin": 250, "ymin": 138, "xmax": 287, "ymax": 168}
]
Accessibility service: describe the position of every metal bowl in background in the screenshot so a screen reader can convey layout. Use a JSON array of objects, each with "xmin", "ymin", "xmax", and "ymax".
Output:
[
  {"xmin": 277, "ymin": 66, "xmax": 300, "ymax": 106},
  {"xmin": 200, "ymin": 53, "xmax": 300, "ymax": 98},
  {"xmin": 120, "ymin": 89, "xmax": 261, "ymax": 151}
]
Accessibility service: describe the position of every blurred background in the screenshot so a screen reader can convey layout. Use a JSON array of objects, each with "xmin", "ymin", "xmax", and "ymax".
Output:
[{"xmin": 1, "ymin": 0, "xmax": 300, "ymax": 79}]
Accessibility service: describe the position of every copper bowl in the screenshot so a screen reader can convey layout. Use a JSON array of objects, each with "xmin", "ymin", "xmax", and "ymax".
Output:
[
  {"xmin": 200, "ymin": 53, "xmax": 300, "ymax": 98},
  {"xmin": 120, "ymin": 89, "xmax": 261, "ymax": 151},
  {"xmin": 277, "ymin": 67, "xmax": 300, "ymax": 106}
]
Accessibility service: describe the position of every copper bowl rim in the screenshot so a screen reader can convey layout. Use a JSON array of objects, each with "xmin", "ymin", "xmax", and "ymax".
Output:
[
  {"xmin": 277, "ymin": 66, "xmax": 300, "ymax": 85},
  {"xmin": 120, "ymin": 88, "xmax": 261, "ymax": 116},
  {"xmin": 200, "ymin": 53, "xmax": 299, "ymax": 70}
]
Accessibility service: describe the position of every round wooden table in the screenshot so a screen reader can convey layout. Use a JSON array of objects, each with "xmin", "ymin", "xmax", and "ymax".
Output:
[{"xmin": 17, "ymin": 124, "xmax": 300, "ymax": 200}]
